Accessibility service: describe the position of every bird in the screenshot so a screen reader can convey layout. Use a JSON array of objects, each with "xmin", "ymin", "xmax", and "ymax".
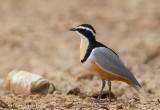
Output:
[{"xmin": 69, "ymin": 24, "xmax": 142, "ymax": 102}]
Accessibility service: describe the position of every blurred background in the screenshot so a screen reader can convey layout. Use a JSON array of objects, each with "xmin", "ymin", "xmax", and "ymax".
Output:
[{"xmin": 0, "ymin": 0, "xmax": 159, "ymax": 109}]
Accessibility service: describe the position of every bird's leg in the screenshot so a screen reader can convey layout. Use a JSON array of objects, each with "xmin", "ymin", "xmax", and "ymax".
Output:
[
  {"xmin": 107, "ymin": 80, "xmax": 112, "ymax": 103},
  {"xmin": 94, "ymin": 79, "xmax": 106, "ymax": 103}
]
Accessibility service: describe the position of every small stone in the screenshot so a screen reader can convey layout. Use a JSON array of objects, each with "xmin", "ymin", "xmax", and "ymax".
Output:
[
  {"xmin": 67, "ymin": 88, "xmax": 80, "ymax": 96},
  {"xmin": 117, "ymin": 105, "xmax": 123, "ymax": 109}
]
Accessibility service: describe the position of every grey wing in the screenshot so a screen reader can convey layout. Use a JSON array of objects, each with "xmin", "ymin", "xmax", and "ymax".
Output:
[{"xmin": 93, "ymin": 47, "xmax": 141, "ymax": 88}]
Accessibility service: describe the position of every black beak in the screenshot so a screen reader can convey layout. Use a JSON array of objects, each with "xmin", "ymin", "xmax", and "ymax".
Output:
[{"xmin": 69, "ymin": 28, "xmax": 77, "ymax": 31}]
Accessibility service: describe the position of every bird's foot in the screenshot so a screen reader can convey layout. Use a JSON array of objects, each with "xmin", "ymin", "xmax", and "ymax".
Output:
[
  {"xmin": 94, "ymin": 97, "xmax": 105, "ymax": 103},
  {"xmin": 107, "ymin": 98, "xmax": 112, "ymax": 103},
  {"xmin": 94, "ymin": 98, "xmax": 113, "ymax": 103}
]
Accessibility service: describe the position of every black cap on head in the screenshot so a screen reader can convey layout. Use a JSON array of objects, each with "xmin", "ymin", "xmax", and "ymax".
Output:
[
  {"xmin": 78, "ymin": 24, "xmax": 96, "ymax": 34},
  {"xmin": 70, "ymin": 24, "xmax": 96, "ymax": 42}
]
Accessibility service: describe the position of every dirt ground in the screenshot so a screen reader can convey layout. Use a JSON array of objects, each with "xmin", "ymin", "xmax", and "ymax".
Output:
[{"xmin": 0, "ymin": 0, "xmax": 160, "ymax": 110}]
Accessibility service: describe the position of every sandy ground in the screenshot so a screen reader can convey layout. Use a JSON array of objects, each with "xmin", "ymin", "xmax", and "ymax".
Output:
[{"xmin": 0, "ymin": 0, "xmax": 160, "ymax": 109}]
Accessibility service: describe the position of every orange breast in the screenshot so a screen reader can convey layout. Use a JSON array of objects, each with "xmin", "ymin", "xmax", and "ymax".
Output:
[
  {"xmin": 80, "ymin": 38, "xmax": 88, "ymax": 59},
  {"xmin": 90, "ymin": 59, "xmax": 133, "ymax": 86}
]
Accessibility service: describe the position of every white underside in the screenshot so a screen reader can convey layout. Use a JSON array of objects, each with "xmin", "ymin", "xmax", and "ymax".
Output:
[
  {"xmin": 81, "ymin": 49, "xmax": 102, "ymax": 77},
  {"xmin": 82, "ymin": 49, "xmax": 95, "ymax": 68}
]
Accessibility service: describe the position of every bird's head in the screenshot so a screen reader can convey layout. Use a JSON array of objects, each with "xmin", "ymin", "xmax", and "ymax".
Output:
[{"xmin": 69, "ymin": 24, "xmax": 96, "ymax": 41}]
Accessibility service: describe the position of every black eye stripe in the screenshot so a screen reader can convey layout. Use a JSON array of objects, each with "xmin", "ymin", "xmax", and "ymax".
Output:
[
  {"xmin": 76, "ymin": 26, "xmax": 96, "ymax": 37},
  {"xmin": 78, "ymin": 24, "xmax": 96, "ymax": 34},
  {"xmin": 78, "ymin": 29, "xmax": 95, "ymax": 37}
]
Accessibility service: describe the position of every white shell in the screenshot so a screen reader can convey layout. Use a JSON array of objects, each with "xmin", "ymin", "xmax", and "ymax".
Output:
[{"xmin": 6, "ymin": 70, "xmax": 55, "ymax": 95}]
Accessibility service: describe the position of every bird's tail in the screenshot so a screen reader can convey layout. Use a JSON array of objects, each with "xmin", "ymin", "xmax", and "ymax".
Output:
[
  {"xmin": 131, "ymin": 84, "xmax": 140, "ymax": 91},
  {"xmin": 129, "ymin": 80, "xmax": 142, "ymax": 91},
  {"xmin": 130, "ymin": 76, "xmax": 142, "ymax": 91},
  {"xmin": 120, "ymin": 76, "xmax": 142, "ymax": 91}
]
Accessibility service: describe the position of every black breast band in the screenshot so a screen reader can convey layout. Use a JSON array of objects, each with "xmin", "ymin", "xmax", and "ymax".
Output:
[{"xmin": 81, "ymin": 42, "xmax": 106, "ymax": 63}]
